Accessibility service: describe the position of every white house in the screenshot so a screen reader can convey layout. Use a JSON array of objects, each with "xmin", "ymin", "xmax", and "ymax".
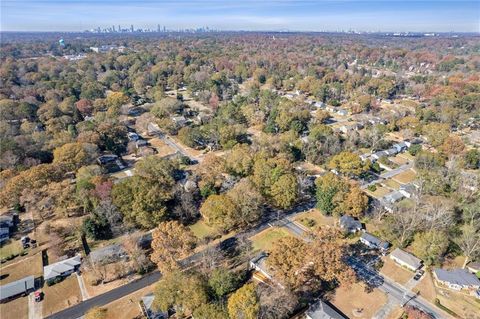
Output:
[
  {"xmin": 433, "ymin": 268, "xmax": 480, "ymax": 291},
  {"xmin": 44, "ymin": 255, "xmax": 82, "ymax": 282},
  {"xmin": 390, "ymin": 248, "xmax": 422, "ymax": 271},
  {"xmin": 360, "ymin": 232, "xmax": 390, "ymax": 252}
]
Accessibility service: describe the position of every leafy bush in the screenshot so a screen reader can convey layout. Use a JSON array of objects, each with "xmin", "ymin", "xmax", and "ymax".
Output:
[{"xmin": 367, "ymin": 184, "xmax": 377, "ymax": 192}]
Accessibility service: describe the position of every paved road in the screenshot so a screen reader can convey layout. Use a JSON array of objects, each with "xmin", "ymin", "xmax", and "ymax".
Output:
[
  {"xmin": 45, "ymin": 199, "xmax": 316, "ymax": 319},
  {"xmin": 361, "ymin": 162, "xmax": 413, "ymax": 189},
  {"xmin": 346, "ymin": 256, "xmax": 451, "ymax": 319},
  {"xmin": 45, "ymin": 271, "xmax": 161, "ymax": 319}
]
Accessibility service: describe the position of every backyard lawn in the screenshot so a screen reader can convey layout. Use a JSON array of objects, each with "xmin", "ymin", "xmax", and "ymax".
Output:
[
  {"xmin": 43, "ymin": 275, "xmax": 82, "ymax": 317},
  {"xmin": 0, "ymin": 253, "xmax": 43, "ymax": 284},
  {"xmin": 331, "ymin": 282, "xmax": 388, "ymax": 319},
  {"xmin": 250, "ymin": 227, "xmax": 292, "ymax": 252},
  {"xmin": 0, "ymin": 240, "xmax": 24, "ymax": 259}
]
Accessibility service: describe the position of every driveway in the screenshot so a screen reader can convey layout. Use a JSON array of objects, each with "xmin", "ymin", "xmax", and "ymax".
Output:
[{"xmin": 28, "ymin": 292, "xmax": 43, "ymax": 319}]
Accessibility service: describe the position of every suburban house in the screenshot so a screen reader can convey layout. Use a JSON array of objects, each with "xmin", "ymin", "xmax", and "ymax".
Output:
[
  {"xmin": 0, "ymin": 275, "xmax": 35, "ymax": 302},
  {"xmin": 339, "ymin": 215, "xmax": 363, "ymax": 233},
  {"xmin": 171, "ymin": 115, "xmax": 187, "ymax": 127},
  {"xmin": 467, "ymin": 262, "xmax": 480, "ymax": 274},
  {"xmin": 305, "ymin": 299, "xmax": 346, "ymax": 319},
  {"xmin": 249, "ymin": 252, "xmax": 273, "ymax": 281},
  {"xmin": 140, "ymin": 293, "xmax": 167, "ymax": 319},
  {"xmin": 392, "ymin": 142, "xmax": 408, "ymax": 153},
  {"xmin": 382, "ymin": 191, "xmax": 405, "ymax": 206},
  {"xmin": 43, "ymin": 255, "xmax": 82, "ymax": 282},
  {"xmin": 359, "ymin": 232, "xmax": 390, "ymax": 252},
  {"xmin": 0, "ymin": 214, "xmax": 16, "ymax": 228},
  {"xmin": 389, "ymin": 248, "xmax": 422, "ymax": 272},
  {"xmin": 0, "ymin": 227, "xmax": 10, "ymax": 244},
  {"xmin": 433, "ymin": 268, "xmax": 480, "ymax": 291},
  {"xmin": 371, "ymin": 151, "xmax": 388, "ymax": 161},
  {"xmin": 399, "ymin": 184, "xmax": 417, "ymax": 198},
  {"xmin": 90, "ymin": 243, "xmax": 128, "ymax": 267}
]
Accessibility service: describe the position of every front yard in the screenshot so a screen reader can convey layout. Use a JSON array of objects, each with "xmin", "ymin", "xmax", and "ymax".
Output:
[
  {"xmin": 392, "ymin": 169, "xmax": 417, "ymax": 184},
  {"xmin": 103, "ymin": 285, "xmax": 154, "ymax": 319},
  {"xmin": 0, "ymin": 295, "xmax": 28, "ymax": 319},
  {"xmin": 380, "ymin": 257, "xmax": 413, "ymax": 285},
  {"xmin": 250, "ymin": 227, "xmax": 293, "ymax": 252},
  {"xmin": 189, "ymin": 219, "xmax": 218, "ymax": 240},
  {"xmin": 42, "ymin": 275, "xmax": 82, "ymax": 317},
  {"xmin": 0, "ymin": 240, "xmax": 24, "ymax": 260},
  {"xmin": 331, "ymin": 282, "xmax": 388, "ymax": 319},
  {"xmin": 293, "ymin": 209, "xmax": 335, "ymax": 229}
]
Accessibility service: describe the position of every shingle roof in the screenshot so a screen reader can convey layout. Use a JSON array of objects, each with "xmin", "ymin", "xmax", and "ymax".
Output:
[
  {"xmin": 90, "ymin": 244, "xmax": 126, "ymax": 265},
  {"xmin": 0, "ymin": 275, "xmax": 35, "ymax": 301},
  {"xmin": 339, "ymin": 215, "xmax": 362, "ymax": 231},
  {"xmin": 43, "ymin": 255, "xmax": 81, "ymax": 281},
  {"xmin": 306, "ymin": 300, "xmax": 346, "ymax": 319},
  {"xmin": 390, "ymin": 248, "xmax": 422, "ymax": 270},
  {"xmin": 434, "ymin": 268, "xmax": 480, "ymax": 287}
]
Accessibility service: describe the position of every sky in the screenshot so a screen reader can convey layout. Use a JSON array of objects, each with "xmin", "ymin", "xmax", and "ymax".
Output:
[{"xmin": 1, "ymin": 0, "xmax": 479, "ymax": 32}]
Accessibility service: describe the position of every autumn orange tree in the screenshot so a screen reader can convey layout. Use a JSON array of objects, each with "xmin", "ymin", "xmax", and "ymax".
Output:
[
  {"xmin": 227, "ymin": 283, "xmax": 260, "ymax": 319},
  {"xmin": 150, "ymin": 221, "xmax": 197, "ymax": 273},
  {"xmin": 267, "ymin": 227, "xmax": 355, "ymax": 290}
]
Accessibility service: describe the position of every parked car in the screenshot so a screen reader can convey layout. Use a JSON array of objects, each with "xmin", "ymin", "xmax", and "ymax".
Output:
[{"xmin": 34, "ymin": 291, "xmax": 42, "ymax": 302}]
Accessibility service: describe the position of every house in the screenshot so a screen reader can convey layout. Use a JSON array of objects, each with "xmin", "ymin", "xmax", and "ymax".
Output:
[
  {"xmin": 0, "ymin": 275, "xmax": 35, "ymax": 302},
  {"xmin": 467, "ymin": 262, "xmax": 480, "ymax": 274},
  {"xmin": 385, "ymin": 148, "xmax": 399, "ymax": 156},
  {"xmin": 305, "ymin": 299, "xmax": 346, "ymax": 319},
  {"xmin": 371, "ymin": 151, "xmax": 388, "ymax": 161},
  {"xmin": 360, "ymin": 154, "xmax": 370, "ymax": 162},
  {"xmin": 249, "ymin": 252, "xmax": 273, "ymax": 280},
  {"xmin": 383, "ymin": 191, "xmax": 405, "ymax": 204},
  {"xmin": 136, "ymin": 139, "xmax": 148, "ymax": 148},
  {"xmin": 392, "ymin": 142, "xmax": 408, "ymax": 153},
  {"xmin": 140, "ymin": 293, "xmax": 167, "ymax": 319},
  {"xmin": 127, "ymin": 132, "xmax": 140, "ymax": 141},
  {"xmin": 337, "ymin": 108, "xmax": 348, "ymax": 116},
  {"xmin": 171, "ymin": 115, "xmax": 187, "ymax": 127},
  {"xmin": 314, "ymin": 101, "xmax": 325, "ymax": 109},
  {"xmin": 360, "ymin": 232, "xmax": 390, "ymax": 252},
  {"xmin": 97, "ymin": 154, "xmax": 119, "ymax": 166},
  {"xmin": 339, "ymin": 215, "xmax": 363, "ymax": 233},
  {"xmin": 0, "ymin": 215, "xmax": 15, "ymax": 228},
  {"xmin": 43, "ymin": 255, "xmax": 82, "ymax": 282},
  {"xmin": 0, "ymin": 227, "xmax": 10, "ymax": 244},
  {"xmin": 399, "ymin": 184, "xmax": 417, "ymax": 198},
  {"xmin": 390, "ymin": 248, "xmax": 422, "ymax": 271},
  {"xmin": 90, "ymin": 244, "xmax": 128, "ymax": 267},
  {"xmin": 433, "ymin": 268, "xmax": 480, "ymax": 291},
  {"xmin": 404, "ymin": 138, "xmax": 422, "ymax": 148}
]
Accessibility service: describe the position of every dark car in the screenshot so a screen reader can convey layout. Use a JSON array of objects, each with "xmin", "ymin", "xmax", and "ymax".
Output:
[{"xmin": 413, "ymin": 273, "xmax": 422, "ymax": 280}]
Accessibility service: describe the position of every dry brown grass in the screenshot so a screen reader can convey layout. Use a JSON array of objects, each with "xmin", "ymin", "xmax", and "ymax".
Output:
[
  {"xmin": 331, "ymin": 282, "xmax": 388, "ymax": 319},
  {"xmin": 413, "ymin": 272, "xmax": 436, "ymax": 302},
  {"xmin": 380, "ymin": 257, "xmax": 413, "ymax": 285},
  {"xmin": 392, "ymin": 169, "xmax": 417, "ymax": 184},
  {"xmin": 148, "ymin": 138, "xmax": 177, "ymax": 157},
  {"xmin": 0, "ymin": 253, "xmax": 43, "ymax": 284},
  {"xmin": 383, "ymin": 179, "xmax": 401, "ymax": 190},
  {"xmin": 293, "ymin": 209, "xmax": 335, "ymax": 229},
  {"xmin": 42, "ymin": 276, "xmax": 82, "ymax": 317},
  {"xmin": 389, "ymin": 155, "xmax": 409, "ymax": 166},
  {"xmin": 365, "ymin": 185, "xmax": 392, "ymax": 199},
  {"xmin": 0, "ymin": 295, "xmax": 28, "ymax": 319},
  {"xmin": 103, "ymin": 285, "xmax": 154, "ymax": 319},
  {"xmin": 386, "ymin": 306, "xmax": 404, "ymax": 319}
]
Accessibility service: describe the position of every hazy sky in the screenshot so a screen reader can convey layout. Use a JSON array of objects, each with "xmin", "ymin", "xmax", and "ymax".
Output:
[{"xmin": 1, "ymin": 0, "xmax": 479, "ymax": 32}]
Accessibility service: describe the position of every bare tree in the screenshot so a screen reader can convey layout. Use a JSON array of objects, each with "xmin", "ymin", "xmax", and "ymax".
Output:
[
  {"xmin": 456, "ymin": 223, "xmax": 480, "ymax": 268},
  {"xmin": 258, "ymin": 285, "xmax": 298, "ymax": 319}
]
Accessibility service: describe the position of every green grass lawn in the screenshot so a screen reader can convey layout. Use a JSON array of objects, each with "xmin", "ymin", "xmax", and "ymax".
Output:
[
  {"xmin": 189, "ymin": 220, "xmax": 218, "ymax": 239},
  {"xmin": 250, "ymin": 227, "xmax": 292, "ymax": 252},
  {"xmin": 0, "ymin": 240, "xmax": 24, "ymax": 259}
]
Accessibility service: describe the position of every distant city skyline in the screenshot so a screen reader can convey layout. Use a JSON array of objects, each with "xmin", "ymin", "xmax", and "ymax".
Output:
[{"xmin": 1, "ymin": 0, "xmax": 479, "ymax": 33}]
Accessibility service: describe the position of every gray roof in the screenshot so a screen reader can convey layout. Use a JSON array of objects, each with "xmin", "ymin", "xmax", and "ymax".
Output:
[
  {"xmin": 390, "ymin": 248, "xmax": 422, "ymax": 270},
  {"xmin": 384, "ymin": 191, "xmax": 405, "ymax": 203},
  {"xmin": 0, "ymin": 275, "xmax": 35, "ymax": 301},
  {"xmin": 467, "ymin": 262, "xmax": 480, "ymax": 272},
  {"xmin": 306, "ymin": 300, "xmax": 346, "ymax": 319},
  {"xmin": 44, "ymin": 255, "xmax": 81, "ymax": 281},
  {"xmin": 361, "ymin": 232, "xmax": 389, "ymax": 250},
  {"xmin": 434, "ymin": 268, "xmax": 480, "ymax": 287},
  {"xmin": 90, "ymin": 243, "xmax": 127, "ymax": 265},
  {"xmin": 339, "ymin": 215, "xmax": 362, "ymax": 231},
  {"xmin": 141, "ymin": 293, "xmax": 167, "ymax": 319}
]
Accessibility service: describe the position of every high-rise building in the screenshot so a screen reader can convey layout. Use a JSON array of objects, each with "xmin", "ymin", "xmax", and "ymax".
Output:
[{"xmin": 130, "ymin": 24, "xmax": 134, "ymax": 32}]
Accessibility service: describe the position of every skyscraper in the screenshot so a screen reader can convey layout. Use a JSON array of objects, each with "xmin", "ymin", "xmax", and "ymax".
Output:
[{"xmin": 130, "ymin": 24, "xmax": 134, "ymax": 32}]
